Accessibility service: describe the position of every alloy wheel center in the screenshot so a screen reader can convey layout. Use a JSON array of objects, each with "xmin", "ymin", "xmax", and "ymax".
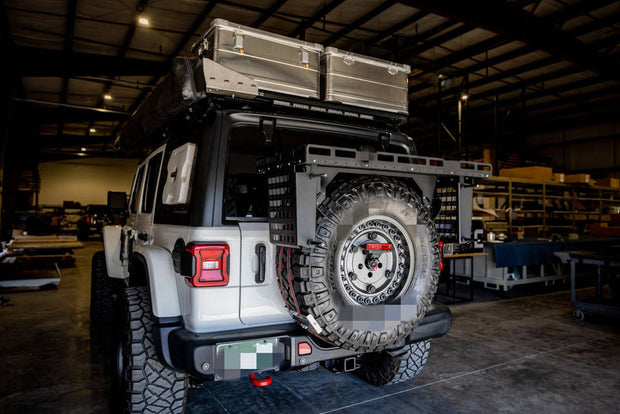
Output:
[{"xmin": 339, "ymin": 218, "xmax": 412, "ymax": 305}]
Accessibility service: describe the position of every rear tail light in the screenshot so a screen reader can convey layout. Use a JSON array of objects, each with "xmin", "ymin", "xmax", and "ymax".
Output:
[
  {"xmin": 86, "ymin": 216, "xmax": 91, "ymax": 224},
  {"xmin": 183, "ymin": 243, "xmax": 230, "ymax": 287}
]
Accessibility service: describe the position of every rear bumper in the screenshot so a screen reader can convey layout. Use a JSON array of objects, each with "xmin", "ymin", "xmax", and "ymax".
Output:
[{"xmin": 154, "ymin": 303, "xmax": 451, "ymax": 381}]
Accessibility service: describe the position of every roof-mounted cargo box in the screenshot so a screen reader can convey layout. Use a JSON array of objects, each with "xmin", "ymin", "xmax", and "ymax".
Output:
[
  {"xmin": 194, "ymin": 19, "xmax": 324, "ymax": 99},
  {"xmin": 322, "ymin": 47, "xmax": 410, "ymax": 114}
]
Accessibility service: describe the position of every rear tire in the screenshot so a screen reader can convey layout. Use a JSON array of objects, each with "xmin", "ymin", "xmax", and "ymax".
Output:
[
  {"xmin": 90, "ymin": 251, "xmax": 125, "ymax": 324},
  {"xmin": 356, "ymin": 340, "xmax": 430, "ymax": 386},
  {"xmin": 116, "ymin": 287, "xmax": 188, "ymax": 413}
]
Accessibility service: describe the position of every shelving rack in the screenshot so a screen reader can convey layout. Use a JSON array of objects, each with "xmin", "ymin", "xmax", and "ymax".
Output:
[{"xmin": 475, "ymin": 177, "xmax": 620, "ymax": 236}]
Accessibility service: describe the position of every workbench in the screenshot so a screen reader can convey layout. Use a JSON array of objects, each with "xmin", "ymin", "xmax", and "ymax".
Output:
[{"xmin": 438, "ymin": 252, "xmax": 487, "ymax": 302}]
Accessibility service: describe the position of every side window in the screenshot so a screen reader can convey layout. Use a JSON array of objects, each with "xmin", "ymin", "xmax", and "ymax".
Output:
[
  {"xmin": 141, "ymin": 152, "xmax": 163, "ymax": 213},
  {"xmin": 129, "ymin": 166, "xmax": 145, "ymax": 214}
]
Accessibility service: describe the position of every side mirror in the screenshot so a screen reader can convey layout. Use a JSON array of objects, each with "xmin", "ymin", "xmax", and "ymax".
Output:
[{"xmin": 107, "ymin": 191, "xmax": 128, "ymax": 213}]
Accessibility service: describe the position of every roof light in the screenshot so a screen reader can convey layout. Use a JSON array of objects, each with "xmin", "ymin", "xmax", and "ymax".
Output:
[
  {"xmin": 138, "ymin": 16, "xmax": 149, "ymax": 25},
  {"xmin": 104, "ymin": 94, "xmax": 112, "ymax": 100},
  {"xmin": 89, "ymin": 128, "xmax": 96, "ymax": 133}
]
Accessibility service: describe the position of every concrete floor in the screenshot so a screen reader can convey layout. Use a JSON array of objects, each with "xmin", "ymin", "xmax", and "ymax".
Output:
[{"xmin": 1, "ymin": 240, "xmax": 619, "ymax": 413}]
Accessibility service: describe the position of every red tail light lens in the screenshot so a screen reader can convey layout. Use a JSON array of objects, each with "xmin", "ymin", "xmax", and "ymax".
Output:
[
  {"xmin": 186, "ymin": 243, "xmax": 230, "ymax": 287},
  {"xmin": 86, "ymin": 216, "xmax": 91, "ymax": 224}
]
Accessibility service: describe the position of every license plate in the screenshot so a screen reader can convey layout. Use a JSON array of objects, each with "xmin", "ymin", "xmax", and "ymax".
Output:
[{"xmin": 216, "ymin": 338, "xmax": 279, "ymax": 371}]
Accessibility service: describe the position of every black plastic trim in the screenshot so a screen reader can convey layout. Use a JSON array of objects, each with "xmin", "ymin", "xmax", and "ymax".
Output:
[{"xmin": 158, "ymin": 304, "xmax": 451, "ymax": 380}]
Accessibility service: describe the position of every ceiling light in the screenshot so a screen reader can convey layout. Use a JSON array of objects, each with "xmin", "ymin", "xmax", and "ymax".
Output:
[
  {"xmin": 81, "ymin": 147, "xmax": 87, "ymax": 152},
  {"xmin": 104, "ymin": 94, "xmax": 112, "ymax": 100},
  {"xmin": 138, "ymin": 16, "xmax": 149, "ymax": 25},
  {"xmin": 460, "ymin": 91, "xmax": 469, "ymax": 101},
  {"xmin": 89, "ymin": 128, "xmax": 96, "ymax": 133}
]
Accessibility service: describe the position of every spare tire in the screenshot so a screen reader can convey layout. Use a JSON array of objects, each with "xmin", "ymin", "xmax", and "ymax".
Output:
[{"xmin": 278, "ymin": 176, "xmax": 440, "ymax": 353}]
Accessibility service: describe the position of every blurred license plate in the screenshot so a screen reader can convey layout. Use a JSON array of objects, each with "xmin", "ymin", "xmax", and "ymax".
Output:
[{"xmin": 216, "ymin": 338, "xmax": 278, "ymax": 371}]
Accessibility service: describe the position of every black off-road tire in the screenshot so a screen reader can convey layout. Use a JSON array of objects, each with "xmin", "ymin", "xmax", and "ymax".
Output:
[
  {"xmin": 280, "ymin": 176, "xmax": 440, "ymax": 353},
  {"xmin": 90, "ymin": 251, "xmax": 125, "ymax": 324},
  {"xmin": 356, "ymin": 340, "xmax": 430, "ymax": 386},
  {"xmin": 116, "ymin": 287, "xmax": 187, "ymax": 413}
]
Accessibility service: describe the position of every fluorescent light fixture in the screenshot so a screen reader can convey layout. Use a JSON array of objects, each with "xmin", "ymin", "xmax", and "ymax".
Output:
[
  {"xmin": 104, "ymin": 94, "xmax": 112, "ymax": 100},
  {"xmin": 139, "ymin": 16, "xmax": 149, "ymax": 25},
  {"xmin": 89, "ymin": 128, "xmax": 96, "ymax": 133}
]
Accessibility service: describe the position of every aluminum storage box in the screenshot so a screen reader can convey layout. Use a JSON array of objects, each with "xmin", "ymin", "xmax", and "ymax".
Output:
[
  {"xmin": 198, "ymin": 19, "xmax": 323, "ymax": 99},
  {"xmin": 321, "ymin": 47, "xmax": 411, "ymax": 114}
]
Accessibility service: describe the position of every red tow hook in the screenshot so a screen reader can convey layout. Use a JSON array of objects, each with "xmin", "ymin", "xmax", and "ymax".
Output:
[{"xmin": 249, "ymin": 373, "xmax": 272, "ymax": 387}]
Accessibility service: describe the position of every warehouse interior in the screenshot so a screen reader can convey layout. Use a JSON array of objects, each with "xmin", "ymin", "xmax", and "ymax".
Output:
[{"xmin": 1, "ymin": 1, "xmax": 619, "ymax": 413}]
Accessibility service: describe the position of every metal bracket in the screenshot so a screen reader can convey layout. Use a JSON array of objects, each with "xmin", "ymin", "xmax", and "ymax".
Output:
[{"xmin": 201, "ymin": 58, "xmax": 259, "ymax": 99}]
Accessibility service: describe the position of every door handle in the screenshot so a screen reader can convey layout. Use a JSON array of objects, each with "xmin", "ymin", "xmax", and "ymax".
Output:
[{"xmin": 255, "ymin": 244, "xmax": 266, "ymax": 284}]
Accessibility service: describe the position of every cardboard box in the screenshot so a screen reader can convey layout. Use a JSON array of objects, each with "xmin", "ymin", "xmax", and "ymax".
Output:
[
  {"xmin": 596, "ymin": 178, "xmax": 619, "ymax": 188},
  {"xmin": 552, "ymin": 173, "xmax": 565, "ymax": 183},
  {"xmin": 565, "ymin": 174, "xmax": 590, "ymax": 184},
  {"xmin": 499, "ymin": 166, "xmax": 553, "ymax": 181}
]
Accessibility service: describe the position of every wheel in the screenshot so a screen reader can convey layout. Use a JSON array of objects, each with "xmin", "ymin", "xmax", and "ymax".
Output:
[
  {"xmin": 573, "ymin": 310, "xmax": 585, "ymax": 321},
  {"xmin": 356, "ymin": 340, "xmax": 430, "ymax": 386},
  {"xmin": 279, "ymin": 176, "xmax": 440, "ymax": 353},
  {"xmin": 113, "ymin": 287, "xmax": 187, "ymax": 413},
  {"xmin": 90, "ymin": 251, "xmax": 126, "ymax": 324}
]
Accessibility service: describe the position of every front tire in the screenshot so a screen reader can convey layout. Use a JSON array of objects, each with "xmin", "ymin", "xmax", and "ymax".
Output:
[
  {"xmin": 116, "ymin": 287, "xmax": 187, "ymax": 413},
  {"xmin": 90, "ymin": 251, "xmax": 125, "ymax": 324},
  {"xmin": 356, "ymin": 340, "xmax": 430, "ymax": 386}
]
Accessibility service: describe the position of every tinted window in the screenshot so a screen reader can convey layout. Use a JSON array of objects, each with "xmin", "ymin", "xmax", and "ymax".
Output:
[
  {"xmin": 129, "ymin": 166, "xmax": 145, "ymax": 214},
  {"xmin": 142, "ymin": 152, "xmax": 163, "ymax": 213}
]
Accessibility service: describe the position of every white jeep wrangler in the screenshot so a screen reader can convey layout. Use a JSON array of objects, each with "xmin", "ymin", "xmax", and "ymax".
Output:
[{"xmin": 89, "ymin": 21, "xmax": 490, "ymax": 413}]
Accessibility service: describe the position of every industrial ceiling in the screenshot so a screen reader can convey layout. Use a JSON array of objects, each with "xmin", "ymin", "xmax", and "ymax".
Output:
[{"xmin": 2, "ymin": 0, "xmax": 619, "ymax": 159}]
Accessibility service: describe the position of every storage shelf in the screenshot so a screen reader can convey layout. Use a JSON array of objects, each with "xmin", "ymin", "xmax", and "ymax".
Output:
[{"xmin": 476, "ymin": 176, "xmax": 619, "ymax": 236}]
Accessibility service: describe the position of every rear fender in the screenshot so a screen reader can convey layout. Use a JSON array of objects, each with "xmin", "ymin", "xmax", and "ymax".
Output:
[{"xmin": 132, "ymin": 245, "xmax": 181, "ymax": 319}]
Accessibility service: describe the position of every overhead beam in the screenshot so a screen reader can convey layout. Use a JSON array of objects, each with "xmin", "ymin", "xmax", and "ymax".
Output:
[
  {"xmin": 365, "ymin": 10, "xmax": 429, "ymax": 46},
  {"xmin": 170, "ymin": 1, "xmax": 216, "ymax": 57},
  {"xmin": 288, "ymin": 0, "xmax": 347, "ymax": 38},
  {"xmin": 12, "ymin": 47, "xmax": 166, "ymax": 76},
  {"xmin": 58, "ymin": 0, "xmax": 78, "ymax": 137},
  {"xmin": 398, "ymin": 0, "xmax": 620, "ymax": 79},
  {"xmin": 36, "ymin": 134, "xmax": 115, "ymax": 147},
  {"xmin": 253, "ymin": 0, "xmax": 288, "ymax": 28},
  {"xmin": 15, "ymin": 106, "xmax": 129, "ymax": 124},
  {"xmin": 323, "ymin": 0, "xmax": 397, "ymax": 46}
]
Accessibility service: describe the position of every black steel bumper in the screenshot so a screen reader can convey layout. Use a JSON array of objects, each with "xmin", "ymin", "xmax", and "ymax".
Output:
[{"xmin": 154, "ymin": 303, "xmax": 451, "ymax": 381}]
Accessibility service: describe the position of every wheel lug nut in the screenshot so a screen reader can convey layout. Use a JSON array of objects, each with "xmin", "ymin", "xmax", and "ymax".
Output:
[
  {"xmin": 358, "ymin": 264, "xmax": 363, "ymax": 269},
  {"xmin": 362, "ymin": 249, "xmax": 368, "ymax": 255},
  {"xmin": 369, "ymin": 232, "xmax": 377, "ymax": 240},
  {"xmin": 350, "ymin": 246, "xmax": 358, "ymax": 253},
  {"xmin": 385, "ymin": 270, "xmax": 392, "ymax": 278},
  {"xmin": 366, "ymin": 284, "xmax": 376, "ymax": 293},
  {"xmin": 349, "ymin": 272, "xmax": 357, "ymax": 281}
]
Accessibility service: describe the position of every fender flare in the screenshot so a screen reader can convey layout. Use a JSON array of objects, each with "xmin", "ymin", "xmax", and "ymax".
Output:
[{"xmin": 131, "ymin": 246, "xmax": 182, "ymax": 319}]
